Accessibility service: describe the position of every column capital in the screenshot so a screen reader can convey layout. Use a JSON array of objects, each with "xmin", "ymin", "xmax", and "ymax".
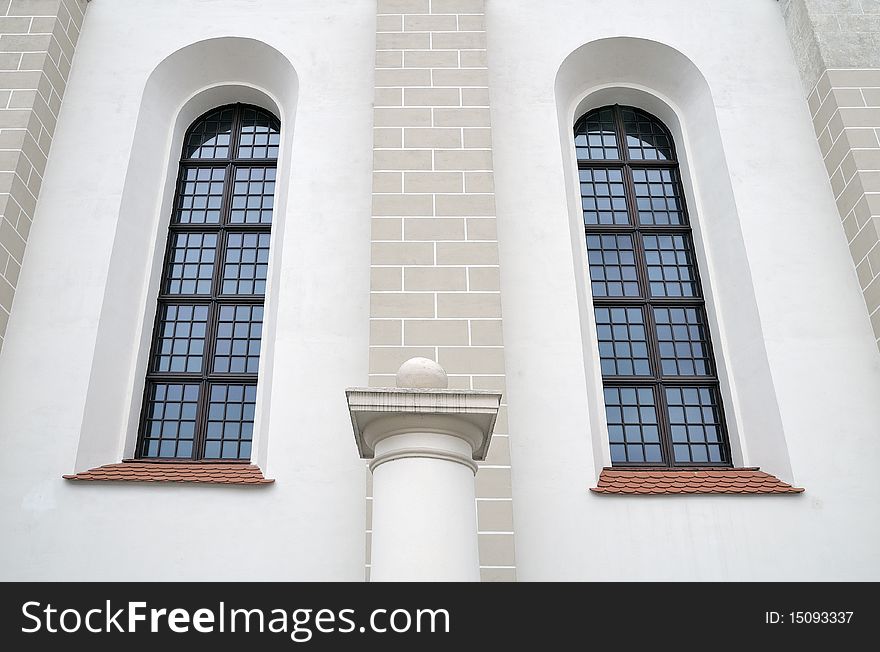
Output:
[{"xmin": 345, "ymin": 386, "xmax": 502, "ymax": 461}]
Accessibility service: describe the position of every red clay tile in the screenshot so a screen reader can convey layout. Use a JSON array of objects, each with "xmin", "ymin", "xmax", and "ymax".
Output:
[
  {"xmin": 63, "ymin": 461, "xmax": 274, "ymax": 485},
  {"xmin": 590, "ymin": 467, "xmax": 803, "ymax": 495}
]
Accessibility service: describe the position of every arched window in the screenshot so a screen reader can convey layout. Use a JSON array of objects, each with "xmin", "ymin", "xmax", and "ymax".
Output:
[
  {"xmin": 137, "ymin": 103, "xmax": 280, "ymax": 460},
  {"xmin": 574, "ymin": 105, "xmax": 731, "ymax": 466}
]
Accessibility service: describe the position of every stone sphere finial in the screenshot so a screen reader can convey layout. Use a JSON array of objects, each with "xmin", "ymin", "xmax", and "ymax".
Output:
[{"xmin": 396, "ymin": 357, "xmax": 448, "ymax": 389}]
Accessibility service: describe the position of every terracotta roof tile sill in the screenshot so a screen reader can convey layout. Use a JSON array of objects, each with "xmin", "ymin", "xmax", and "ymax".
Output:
[
  {"xmin": 63, "ymin": 460, "xmax": 274, "ymax": 485},
  {"xmin": 591, "ymin": 467, "xmax": 803, "ymax": 495}
]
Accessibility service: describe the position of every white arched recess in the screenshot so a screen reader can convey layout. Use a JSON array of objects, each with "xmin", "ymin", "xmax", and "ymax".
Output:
[
  {"xmin": 75, "ymin": 38, "xmax": 298, "ymax": 473},
  {"xmin": 555, "ymin": 37, "xmax": 794, "ymax": 481}
]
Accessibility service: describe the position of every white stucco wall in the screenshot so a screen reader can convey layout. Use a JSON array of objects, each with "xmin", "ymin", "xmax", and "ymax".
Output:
[
  {"xmin": 489, "ymin": 0, "xmax": 880, "ymax": 580},
  {"xmin": 0, "ymin": 0, "xmax": 375, "ymax": 580}
]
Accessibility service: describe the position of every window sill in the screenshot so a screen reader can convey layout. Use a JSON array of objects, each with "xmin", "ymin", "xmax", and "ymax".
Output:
[
  {"xmin": 590, "ymin": 467, "xmax": 803, "ymax": 495},
  {"xmin": 62, "ymin": 460, "xmax": 274, "ymax": 485}
]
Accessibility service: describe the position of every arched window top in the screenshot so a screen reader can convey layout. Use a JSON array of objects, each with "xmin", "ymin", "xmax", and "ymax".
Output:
[
  {"xmin": 575, "ymin": 105, "xmax": 675, "ymax": 162},
  {"xmin": 184, "ymin": 103, "xmax": 280, "ymax": 160}
]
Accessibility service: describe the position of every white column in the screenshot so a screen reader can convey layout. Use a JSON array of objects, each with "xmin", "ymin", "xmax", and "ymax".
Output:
[
  {"xmin": 346, "ymin": 358, "xmax": 502, "ymax": 582},
  {"xmin": 371, "ymin": 431, "xmax": 479, "ymax": 581}
]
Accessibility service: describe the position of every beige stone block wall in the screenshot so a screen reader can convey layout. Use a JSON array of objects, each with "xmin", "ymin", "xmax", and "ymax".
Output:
[
  {"xmin": 782, "ymin": 1, "xmax": 880, "ymax": 346},
  {"xmin": 367, "ymin": 0, "xmax": 515, "ymax": 581},
  {"xmin": 810, "ymin": 70, "xmax": 880, "ymax": 344},
  {"xmin": 0, "ymin": 0, "xmax": 87, "ymax": 350}
]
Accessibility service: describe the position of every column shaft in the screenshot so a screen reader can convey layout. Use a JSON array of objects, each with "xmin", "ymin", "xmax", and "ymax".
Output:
[{"xmin": 370, "ymin": 432, "xmax": 479, "ymax": 581}]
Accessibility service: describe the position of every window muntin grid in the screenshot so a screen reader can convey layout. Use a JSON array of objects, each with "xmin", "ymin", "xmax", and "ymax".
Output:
[
  {"xmin": 622, "ymin": 107, "xmax": 674, "ymax": 161},
  {"xmin": 574, "ymin": 106, "xmax": 619, "ymax": 160},
  {"xmin": 586, "ymin": 233, "xmax": 640, "ymax": 298},
  {"xmin": 666, "ymin": 386, "xmax": 725, "ymax": 463},
  {"xmin": 163, "ymin": 232, "xmax": 218, "ymax": 295},
  {"xmin": 204, "ymin": 383, "xmax": 257, "ymax": 460},
  {"xmin": 642, "ymin": 233, "xmax": 699, "ymax": 298},
  {"xmin": 230, "ymin": 167, "xmax": 276, "ymax": 224},
  {"xmin": 579, "ymin": 168, "xmax": 628, "ymax": 226},
  {"xmin": 140, "ymin": 383, "xmax": 200, "ymax": 459},
  {"xmin": 595, "ymin": 307, "xmax": 652, "ymax": 377},
  {"xmin": 185, "ymin": 106, "xmax": 235, "ymax": 159},
  {"xmin": 631, "ymin": 168, "xmax": 685, "ymax": 226},
  {"xmin": 237, "ymin": 107, "xmax": 280, "ymax": 160},
  {"xmin": 175, "ymin": 168, "xmax": 226, "ymax": 225},
  {"xmin": 221, "ymin": 232, "xmax": 270, "ymax": 295},
  {"xmin": 604, "ymin": 386, "xmax": 662, "ymax": 464},
  {"xmin": 653, "ymin": 306, "xmax": 714, "ymax": 377},
  {"xmin": 212, "ymin": 305, "xmax": 263, "ymax": 374},
  {"xmin": 152, "ymin": 304, "xmax": 210, "ymax": 374}
]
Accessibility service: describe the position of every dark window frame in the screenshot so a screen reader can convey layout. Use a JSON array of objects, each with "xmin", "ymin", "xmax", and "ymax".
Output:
[
  {"xmin": 575, "ymin": 104, "xmax": 732, "ymax": 468},
  {"xmin": 135, "ymin": 103, "xmax": 279, "ymax": 462}
]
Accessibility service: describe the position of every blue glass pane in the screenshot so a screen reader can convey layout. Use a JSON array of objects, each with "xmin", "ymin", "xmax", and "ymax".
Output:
[
  {"xmin": 654, "ymin": 306, "xmax": 713, "ymax": 377},
  {"xmin": 642, "ymin": 233, "xmax": 698, "ymax": 298},
  {"xmin": 604, "ymin": 386, "xmax": 661, "ymax": 464},
  {"xmin": 230, "ymin": 167, "xmax": 275, "ymax": 224},
  {"xmin": 631, "ymin": 168, "xmax": 685, "ymax": 225},
  {"xmin": 237, "ymin": 107, "xmax": 280, "ymax": 159},
  {"xmin": 221, "ymin": 232, "xmax": 270, "ymax": 295},
  {"xmin": 595, "ymin": 306, "xmax": 651, "ymax": 377},
  {"xmin": 213, "ymin": 305, "xmax": 263, "ymax": 374},
  {"xmin": 666, "ymin": 386, "xmax": 725, "ymax": 463},
  {"xmin": 153, "ymin": 304, "xmax": 209, "ymax": 373},
  {"xmin": 163, "ymin": 232, "xmax": 218, "ymax": 295},
  {"xmin": 175, "ymin": 167, "xmax": 226, "ymax": 224},
  {"xmin": 622, "ymin": 108, "xmax": 674, "ymax": 161},
  {"xmin": 575, "ymin": 107, "xmax": 619, "ymax": 160},
  {"xmin": 586, "ymin": 233, "xmax": 640, "ymax": 298},
  {"xmin": 185, "ymin": 107, "xmax": 234, "ymax": 159},
  {"xmin": 140, "ymin": 383, "xmax": 200, "ymax": 458},
  {"xmin": 203, "ymin": 384, "xmax": 257, "ymax": 460},
  {"xmin": 580, "ymin": 168, "xmax": 628, "ymax": 225}
]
